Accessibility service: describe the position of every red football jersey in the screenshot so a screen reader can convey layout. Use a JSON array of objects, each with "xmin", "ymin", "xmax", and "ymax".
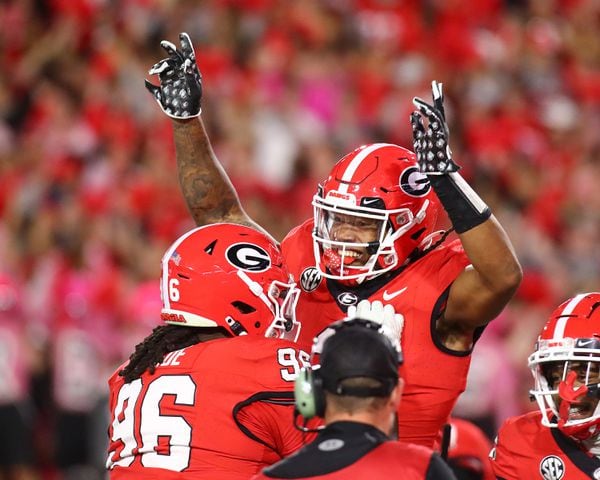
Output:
[
  {"xmin": 282, "ymin": 219, "xmax": 471, "ymax": 448},
  {"xmin": 491, "ymin": 410, "xmax": 600, "ymax": 479},
  {"xmin": 107, "ymin": 335, "xmax": 311, "ymax": 479},
  {"xmin": 252, "ymin": 441, "xmax": 438, "ymax": 480}
]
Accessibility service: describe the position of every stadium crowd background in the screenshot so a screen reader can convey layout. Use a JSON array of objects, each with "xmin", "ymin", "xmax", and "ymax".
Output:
[{"xmin": 0, "ymin": 0, "xmax": 598, "ymax": 478}]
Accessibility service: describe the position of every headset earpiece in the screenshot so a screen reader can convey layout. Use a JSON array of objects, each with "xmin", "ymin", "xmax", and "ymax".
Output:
[{"xmin": 294, "ymin": 367, "xmax": 325, "ymax": 419}]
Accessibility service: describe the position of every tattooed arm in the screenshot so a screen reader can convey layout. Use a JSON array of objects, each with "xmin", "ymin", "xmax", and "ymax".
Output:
[
  {"xmin": 146, "ymin": 32, "xmax": 265, "ymax": 233},
  {"xmin": 172, "ymin": 118, "xmax": 267, "ymax": 233}
]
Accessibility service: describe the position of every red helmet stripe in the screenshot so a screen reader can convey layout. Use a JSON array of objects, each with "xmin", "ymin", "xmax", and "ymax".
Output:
[
  {"xmin": 337, "ymin": 143, "xmax": 396, "ymax": 194},
  {"xmin": 552, "ymin": 293, "xmax": 588, "ymax": 340}
]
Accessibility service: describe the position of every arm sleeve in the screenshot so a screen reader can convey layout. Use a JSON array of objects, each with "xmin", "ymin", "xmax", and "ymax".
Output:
[{"xmin": 425, "ymin": 453, "xmax": 458, "ymax": 480}]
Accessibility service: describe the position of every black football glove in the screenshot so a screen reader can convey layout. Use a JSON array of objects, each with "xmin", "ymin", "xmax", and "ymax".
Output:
[
  {"xmin": 411, "ymin": 82, "xmax": 491, "ymax": 233},
  {"xmin": 145, "ymin": 32, "xmax": 202, "ymax": 119},
  {"xmin": 410, "ymin": 81, "xmax": 460, "ymax": 174}
]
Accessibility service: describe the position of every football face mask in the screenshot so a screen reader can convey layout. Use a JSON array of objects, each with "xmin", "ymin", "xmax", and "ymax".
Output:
[
  {"xmin": 248, "ymin": 274, "xmax": 301, "ymax": 342},
  {"xmin": 312, "ymin": 143, "xmax": 438, "ymax": 284},
  {"xmin": 531, "ymin": 353, "xmax": 600, "ymax": 439},
  {"xmin": 529, "ymin": 292, "xmax": 600, "ymax": 440}
]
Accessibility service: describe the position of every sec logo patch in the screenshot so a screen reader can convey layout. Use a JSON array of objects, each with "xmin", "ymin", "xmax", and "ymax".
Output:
[
  {"xmin": 300, "ymin": 267, "xmax": 321, "ymax": 292},
  {"xmin": 539, "ymin": 455, "xmax": 564, "ymax": 480}
]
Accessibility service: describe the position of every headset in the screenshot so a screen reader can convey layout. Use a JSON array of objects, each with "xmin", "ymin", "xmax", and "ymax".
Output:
[
  {"xmin": 295, "ymin": 366, "xmax": 326, "ymax": 419},
  {"xmin": 294, "ymin": 318, "xmax": 402, "ymax": 428}
]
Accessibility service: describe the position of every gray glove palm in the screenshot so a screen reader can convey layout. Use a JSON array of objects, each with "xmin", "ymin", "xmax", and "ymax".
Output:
[{"xmin": 145, "ymin": 32, "xmax": 202, "ymax": 119}]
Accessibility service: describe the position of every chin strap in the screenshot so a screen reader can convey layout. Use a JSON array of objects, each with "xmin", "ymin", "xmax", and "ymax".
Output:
[{"xmin": 558, "ymin": 371, "xmax": 589, "ymax": 428}]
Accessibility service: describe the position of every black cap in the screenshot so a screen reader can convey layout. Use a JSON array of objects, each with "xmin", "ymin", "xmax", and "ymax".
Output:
[{"xmin": 318, "ymin": 318, "xmax": 402, "ymax": 397}]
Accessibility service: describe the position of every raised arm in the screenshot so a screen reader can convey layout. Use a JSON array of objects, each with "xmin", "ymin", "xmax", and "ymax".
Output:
[
  {"xmin": 171, "ymin": 117, "xmax": 263, "ymax": 230},
  {"xmin": 411, "ymin": 82, "xmax": 522, "ymax": 341},
  {"xmin": 145, "ymin": 32, "xmax": 266, "ymax": 234}
]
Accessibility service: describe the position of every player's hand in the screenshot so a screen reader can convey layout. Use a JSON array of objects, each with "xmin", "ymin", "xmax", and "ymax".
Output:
[
  {"xmin": 410, "ymin": 81, "xmax": 460, "ymax": 175},
  {"xmin": 145, "ymin": 32, "xmax": 202, "ymax": 119},
  {"xmin": 347, "ymin": 300, "xmax": 403, "ymax": 352}
]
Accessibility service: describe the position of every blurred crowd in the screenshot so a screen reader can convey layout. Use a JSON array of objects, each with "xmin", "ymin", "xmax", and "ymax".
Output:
[{"xmin": 0, "ymin": 0, "xmax": 598, "ymax": 478}]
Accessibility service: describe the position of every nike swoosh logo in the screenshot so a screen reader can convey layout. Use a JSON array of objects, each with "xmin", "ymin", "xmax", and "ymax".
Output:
[
  {"xmin": 382, "ymin": 287, "xmax": 408, "ymax": 301},
  {"xmin": 579, "ymin": 340, "xmax": 594, "ymax": 347}
]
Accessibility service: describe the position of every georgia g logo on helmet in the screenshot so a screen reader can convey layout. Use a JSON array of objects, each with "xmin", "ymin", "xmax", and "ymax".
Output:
[
  {"xmin": 400, "ymin": 166, "xmax": 431, "ymax": 197},
  {"xmin": 226, "ymin": 243, "xmax": 271, "ymax": 272}
]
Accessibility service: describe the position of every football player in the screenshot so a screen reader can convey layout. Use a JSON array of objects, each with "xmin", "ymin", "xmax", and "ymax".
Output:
[
  {"xmin": 145, "ymin": 33, "xmax": 522, "ymax": 449},
  {"xmin": 490, "ymin": 292, "xmax": 600, "ymax": 479},
  {"xmin": 106, "ymin": 223, "xmax": 310, "ymax": 479}
]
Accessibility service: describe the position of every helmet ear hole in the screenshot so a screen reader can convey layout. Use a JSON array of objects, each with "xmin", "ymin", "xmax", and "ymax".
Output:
[
  {"xmin": 232, "ymin": 301, "xmax": 256, "ymax": 314},
  {"xmin": 410, "ymin": 227, "xmax": 426, "ymax": 240}
]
